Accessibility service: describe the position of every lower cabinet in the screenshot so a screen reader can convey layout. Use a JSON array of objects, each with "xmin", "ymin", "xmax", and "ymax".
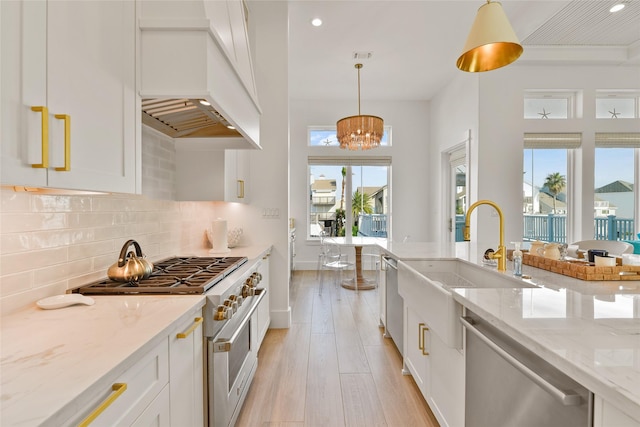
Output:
[
  {"xmin": 593, "ymin": 395, "xmax": 640, "ymax": 427},
  {"xmin": 62, "ymin": 307, "xmax": 204, "ymax": 427},
  {"xmin": 169, "ymin": 313, "xmax": 205, "ymax": 427},
  {"xmin": 402, "ymin": 295, "xmax": 464, "ymax": 427},
  {"xmin": 65, "ymin": 339, "xmax": 170, "ymax": 426}
]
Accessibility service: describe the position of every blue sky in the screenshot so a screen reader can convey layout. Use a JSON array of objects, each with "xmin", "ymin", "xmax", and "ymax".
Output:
[{"xmin": 524, "ymin": 148, "xmax": 633, "ymax": 189}]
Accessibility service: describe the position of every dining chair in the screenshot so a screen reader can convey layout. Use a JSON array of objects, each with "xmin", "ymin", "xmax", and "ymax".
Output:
[
  {"xmin": 570, "ymin": 240, "xmax": 633, "ymax": 256},
  {"xmin": 318, "ymin": 236, "xmax": 355, "ymax": 295}
]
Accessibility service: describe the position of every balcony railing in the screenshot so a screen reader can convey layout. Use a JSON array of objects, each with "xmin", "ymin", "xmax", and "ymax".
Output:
[
  {"xmin": 312, "ymin": 196, "xmax": 336, "ymax": 205},
  {"xmin": 595, "ymin": 215, "xmax": 635, "ymax": 240},
  {"xmin": 522, "ymin": 214, "xmax": 634, "ymax": 243},
  {"xmin": 358, "ymin": 214, "xmax": 387, "ymax": 237}
]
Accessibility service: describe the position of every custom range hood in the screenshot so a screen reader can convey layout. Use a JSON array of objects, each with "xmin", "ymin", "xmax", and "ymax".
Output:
[
  {"xmin": 139, "ymin": 0, "xmax": 261, "ymax": 149},
  {"xmin": 142, "ymin": 98, "xmax": 241, "ymax": 138}
]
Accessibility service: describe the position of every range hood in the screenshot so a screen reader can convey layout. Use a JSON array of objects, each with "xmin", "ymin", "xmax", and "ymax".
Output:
[
  {"xmin": 142, "ymin": 98, "xmax": 242, "ymax": 139},
  {"xmin": 139, "ymin": 0, "xmax": 261, "ymax": 149}
]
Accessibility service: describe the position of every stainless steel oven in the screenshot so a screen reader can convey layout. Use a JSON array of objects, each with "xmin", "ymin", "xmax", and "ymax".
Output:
[
  {"xmin": 75, "ymin": 255, "xmax": 266, "ymax": 427},
  {"xmin": 208, "ymin": 284, "xmax": 265, "ymax": 427}
]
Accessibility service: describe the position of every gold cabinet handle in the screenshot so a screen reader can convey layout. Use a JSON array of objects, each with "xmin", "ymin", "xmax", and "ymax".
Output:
[
  {"xmin": 30, "ymin": 106, "xmax": 49, "ymax": 168},
  {"xmin": 237, "ymin": 179, "xmax": 245, "ymax": 199},
  {"xmin": 177, "ymin": 317, "xmax": 203, "ymax": 339},
  {"xmin": 78, "ymin": 383, "xmax": 127, "ymax": 427},
  {"xmin": 418, "ymin": 323, "xmax": 429, "ymax": 356},
  {"xmin": 54, "ymin": 114, "xmax": 70, "ymax": 171}
]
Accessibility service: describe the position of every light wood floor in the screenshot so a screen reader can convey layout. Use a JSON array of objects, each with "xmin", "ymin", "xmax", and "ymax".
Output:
[{"xmin": 236, "ymin": 270, "xmax": 439, "ymax": 427}]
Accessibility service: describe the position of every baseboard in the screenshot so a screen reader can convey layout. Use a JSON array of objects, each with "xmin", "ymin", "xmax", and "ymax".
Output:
[{"xmin": 269, "ymin": 307, "xmax": 291, "ymax": 328}]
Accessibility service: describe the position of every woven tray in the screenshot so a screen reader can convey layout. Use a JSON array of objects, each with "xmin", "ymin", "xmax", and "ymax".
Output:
[{"xmin": 522, "ymin": 253, "xmax": 640, "ymax": 281}]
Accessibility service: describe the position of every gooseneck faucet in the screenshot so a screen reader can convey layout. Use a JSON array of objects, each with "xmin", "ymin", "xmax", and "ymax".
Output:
[{"xmin": 463, "ymin": 200, "xmax": 507, "ymax": 272}]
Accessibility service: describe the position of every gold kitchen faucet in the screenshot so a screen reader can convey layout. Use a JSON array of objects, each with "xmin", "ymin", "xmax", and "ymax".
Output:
[{"xmin": 464, "ymin": 200, "xmax": 507, "ymax": 272}]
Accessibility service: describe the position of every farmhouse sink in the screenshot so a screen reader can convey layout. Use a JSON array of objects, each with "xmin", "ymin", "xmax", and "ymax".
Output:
[
  {"xmin": 404, "ymin": 259, "xmax": 539, "ymax": 289},
  {"xmin": 397, "ymin": 259, "xmax": 536, "ymax": 349}
]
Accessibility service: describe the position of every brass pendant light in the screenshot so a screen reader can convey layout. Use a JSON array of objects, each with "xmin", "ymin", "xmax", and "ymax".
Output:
[
  {"xmin": 457, "ymin": 1, "xmax": 523, "ymax": 72},
  {"xmin": 336, "ymin": 63, "xmax": 384, "ymax": 150}
]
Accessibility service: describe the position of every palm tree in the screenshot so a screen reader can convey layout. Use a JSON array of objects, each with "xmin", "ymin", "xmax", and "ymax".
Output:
[
  {"xmin": 352, "ymin": 190, "xmax": 373, "ymax": 225},
  {"xmin": 543, "ymin": 172, "xmax": 566, "ymax": 214},
  {"xmin": 340, "ymin": 167, "xmax": 346, "ymax": 210}
]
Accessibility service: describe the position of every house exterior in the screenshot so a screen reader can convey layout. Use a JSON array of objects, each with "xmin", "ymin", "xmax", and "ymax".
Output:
[{"xmin": 595, "ymin": 180, "xmax": 633, "ymax": 218}]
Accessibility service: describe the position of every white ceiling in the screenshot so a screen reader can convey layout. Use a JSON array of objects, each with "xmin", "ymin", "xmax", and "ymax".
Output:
[{"xmin": 286, "ymin": 0, "xmax": 640, "ymax": 101}]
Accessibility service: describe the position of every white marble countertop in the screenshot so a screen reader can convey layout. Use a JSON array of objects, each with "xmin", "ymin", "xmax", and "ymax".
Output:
[
  {"xmin": 0, "ymin": 244, "xmax": 272, "ymax": 427},
  {"xmin": 1, "ymin": 295, "xmax": 205, "ymax": 426},
  {"xmin": 380, "ymin": 241, "xmax": 640, "ymax": 421}
]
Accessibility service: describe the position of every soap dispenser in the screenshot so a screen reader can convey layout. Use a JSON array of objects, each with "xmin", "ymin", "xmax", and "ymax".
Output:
[{"xmin": 512, "ymin": 242, "xmax": 523, "ymax": 277}]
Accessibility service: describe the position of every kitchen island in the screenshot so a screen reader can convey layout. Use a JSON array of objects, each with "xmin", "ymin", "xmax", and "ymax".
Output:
[{"xmin": 380, "ymin": 241, "xmax": 640, "ymax": 425}]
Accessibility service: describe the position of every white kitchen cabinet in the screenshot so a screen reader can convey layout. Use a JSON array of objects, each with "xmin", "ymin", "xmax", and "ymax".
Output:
[
  {"xmin": 131, "ymin": 385, "xmax": 171, "ymax": 427},
  {"xmin": 404, "ymin": 305, "xmax": 431, "ymax": 395},
  {"xmin": 1, "ymin": 0, "xmax": 138, "ymax": 193},
  {"xmin": 63, "ymin": 339, "xmax": 170, "ymax": 426},
  {"xmin": 175, "ymin": 147, "xmax": 249, "ymax": 202},
  {"xmin": 257, "ymin": 252, "xmax": 271, "ymax": 346},
  {"xmin": 399, "ymin": 265, "xmax": 465, "ymax": 427},
  {"xmin": 594, "ymin": 395, "xmax": 640, "ymax": 427},
  {"xmin": 169, "ymin": 312, "xmax": 205, "ymax": 427}
]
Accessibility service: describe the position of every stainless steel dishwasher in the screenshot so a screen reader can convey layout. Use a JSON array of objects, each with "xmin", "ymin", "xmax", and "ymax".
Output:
[
  {"xmin": 383, "ymin": 256, "xmax": 403, "ymax": 356},
  {"xmin": 461, "ymin": 311, "xmax": 592, "ymax": 427}
]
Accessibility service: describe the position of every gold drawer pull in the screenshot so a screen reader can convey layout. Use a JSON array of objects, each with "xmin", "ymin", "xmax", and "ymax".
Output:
[
  {"xmin": 177, "ymin": 317, "xmax": 203, "ymax": 339},
  {"xmin": 78, "ymin": 383, "xmax": 127, "ymax": 427},
  {"xmin": 30, "ymin": 106, "xmax": 49, "ymax": 168},
  {"xmin": 54, "ymin": 114, "xmax": 70, "ymax": 171}
]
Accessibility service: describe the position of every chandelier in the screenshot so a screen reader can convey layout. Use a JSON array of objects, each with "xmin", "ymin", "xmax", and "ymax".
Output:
[
  {"xmin": 336, "ymin": 63, "xmax": 384, "ymax": 150},
  {"xmin": 456, "ymin": 1, "xmax": 523, "ymax": 72}
]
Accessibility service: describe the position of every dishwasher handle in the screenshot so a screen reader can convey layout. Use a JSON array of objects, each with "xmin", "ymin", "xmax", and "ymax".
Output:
[{"xmin": 460, "ymin": 316, "xmax": 582, "ymax": 406}]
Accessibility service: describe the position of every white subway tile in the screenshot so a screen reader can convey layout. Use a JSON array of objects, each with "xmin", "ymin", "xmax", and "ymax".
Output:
[
  {"xmin": 0, "ymin": 189, "xmax": 31, "ymax": 212},
  {"xmin": 0, "ymin": 271, "xmax": 34, "ymax": 297},
  {"xmin": 0, "ymin": 247, "xmax": 68, "ymax": 275}
]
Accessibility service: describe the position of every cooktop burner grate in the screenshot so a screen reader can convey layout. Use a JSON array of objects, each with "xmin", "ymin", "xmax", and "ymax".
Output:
[{"xmin": 74, "ymin": 256, "xmax": 248, "ymax": 295}]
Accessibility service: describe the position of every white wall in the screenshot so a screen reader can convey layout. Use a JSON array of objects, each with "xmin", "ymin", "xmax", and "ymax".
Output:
[
  {"xmin": 430, "ymin": 73, "xmax": 479, "ymax": 242},
  {"xmin": 430, "ymin": 64, "xmax": 640, "ymax": 246},
  {"xmin": 246, "ymin": 1, "xmax": 290, "ymax": 327},
  {"xmin": 290, "ymin": 99, "xmax": 430, "ymax": 269}
]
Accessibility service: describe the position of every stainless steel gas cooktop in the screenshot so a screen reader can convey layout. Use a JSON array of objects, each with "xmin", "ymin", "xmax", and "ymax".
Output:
[{"xmin": 74, "ymin": 256, "xmax": 247, "ymax": 295}]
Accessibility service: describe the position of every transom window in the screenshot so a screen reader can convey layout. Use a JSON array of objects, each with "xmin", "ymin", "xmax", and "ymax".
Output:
[
  {"xmin": 523, "ymin": 91, "xmax": 578, "ymax": 120},
  {"xmin": 596, "ymin": 91, "xmax": 640, "ymax": 119},
  {"xmin": 308, "ymin": 126, "xmax": 392, "ymax": 147}
]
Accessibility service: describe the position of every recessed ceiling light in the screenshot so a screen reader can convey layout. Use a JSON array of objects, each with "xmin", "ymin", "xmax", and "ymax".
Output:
[
  {"xmin": 610, "ymin": 3, "xmax": 625, "ymax": 12},
  {"xmin": 200, "ymin": 100, "xmax": 211, "ymax": 106},
  {"xmin": 226, "ymin": 125, "xmax": 236, "ymax": 130},
  {"xmin": 311, "ymin": 18, "xmax": 322, "ymax": 27}
]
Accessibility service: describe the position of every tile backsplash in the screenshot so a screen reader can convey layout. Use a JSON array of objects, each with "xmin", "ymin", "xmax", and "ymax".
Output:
[
  {"xmin": 1, "ymin": 126, "xmax": 224, "ymax": 314},
  {"xmin": 0, "ymin": 188, "xmax": 219, "ymax": 313}
]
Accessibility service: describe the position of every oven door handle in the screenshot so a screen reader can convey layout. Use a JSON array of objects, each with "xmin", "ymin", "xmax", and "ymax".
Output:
[{"xmin": 212, "ymin": 288, "xmax": 266, "ymax": 353}]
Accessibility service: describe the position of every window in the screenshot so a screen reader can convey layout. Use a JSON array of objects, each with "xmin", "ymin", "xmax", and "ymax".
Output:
[
  {"xmin": 308, "ymin": 158, "xmax": 390, "ymax": 239},
  {"xmin": 523, "ymin": 91, "xmax": 577, "ymax": 119},
  {"xmin": 596, "ymin": 91, "xmax": 640, "ymax": 119},
  {"xmin": 594, "ymin": 133, "xmax": 639, "ymax": 240},
  {"xmin": 308, "ymin": 126, "xmax": 392, "ymax": 147},
  {"xmin": 522, "ymin": 133, "xmax": 581, "ymax": 243}
]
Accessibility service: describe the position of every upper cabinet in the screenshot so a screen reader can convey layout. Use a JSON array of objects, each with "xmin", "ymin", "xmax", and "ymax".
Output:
[
  {"xmin": 139, "ymin": 0, "xmax": 261, "ymax": 148},
  {"xmin": 1, "ymin": 0, "xmax": 138, "ymax": 193},
  {"xmin": 175, "ymin": 142, "xmax": 250, "ymax": 203}
]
